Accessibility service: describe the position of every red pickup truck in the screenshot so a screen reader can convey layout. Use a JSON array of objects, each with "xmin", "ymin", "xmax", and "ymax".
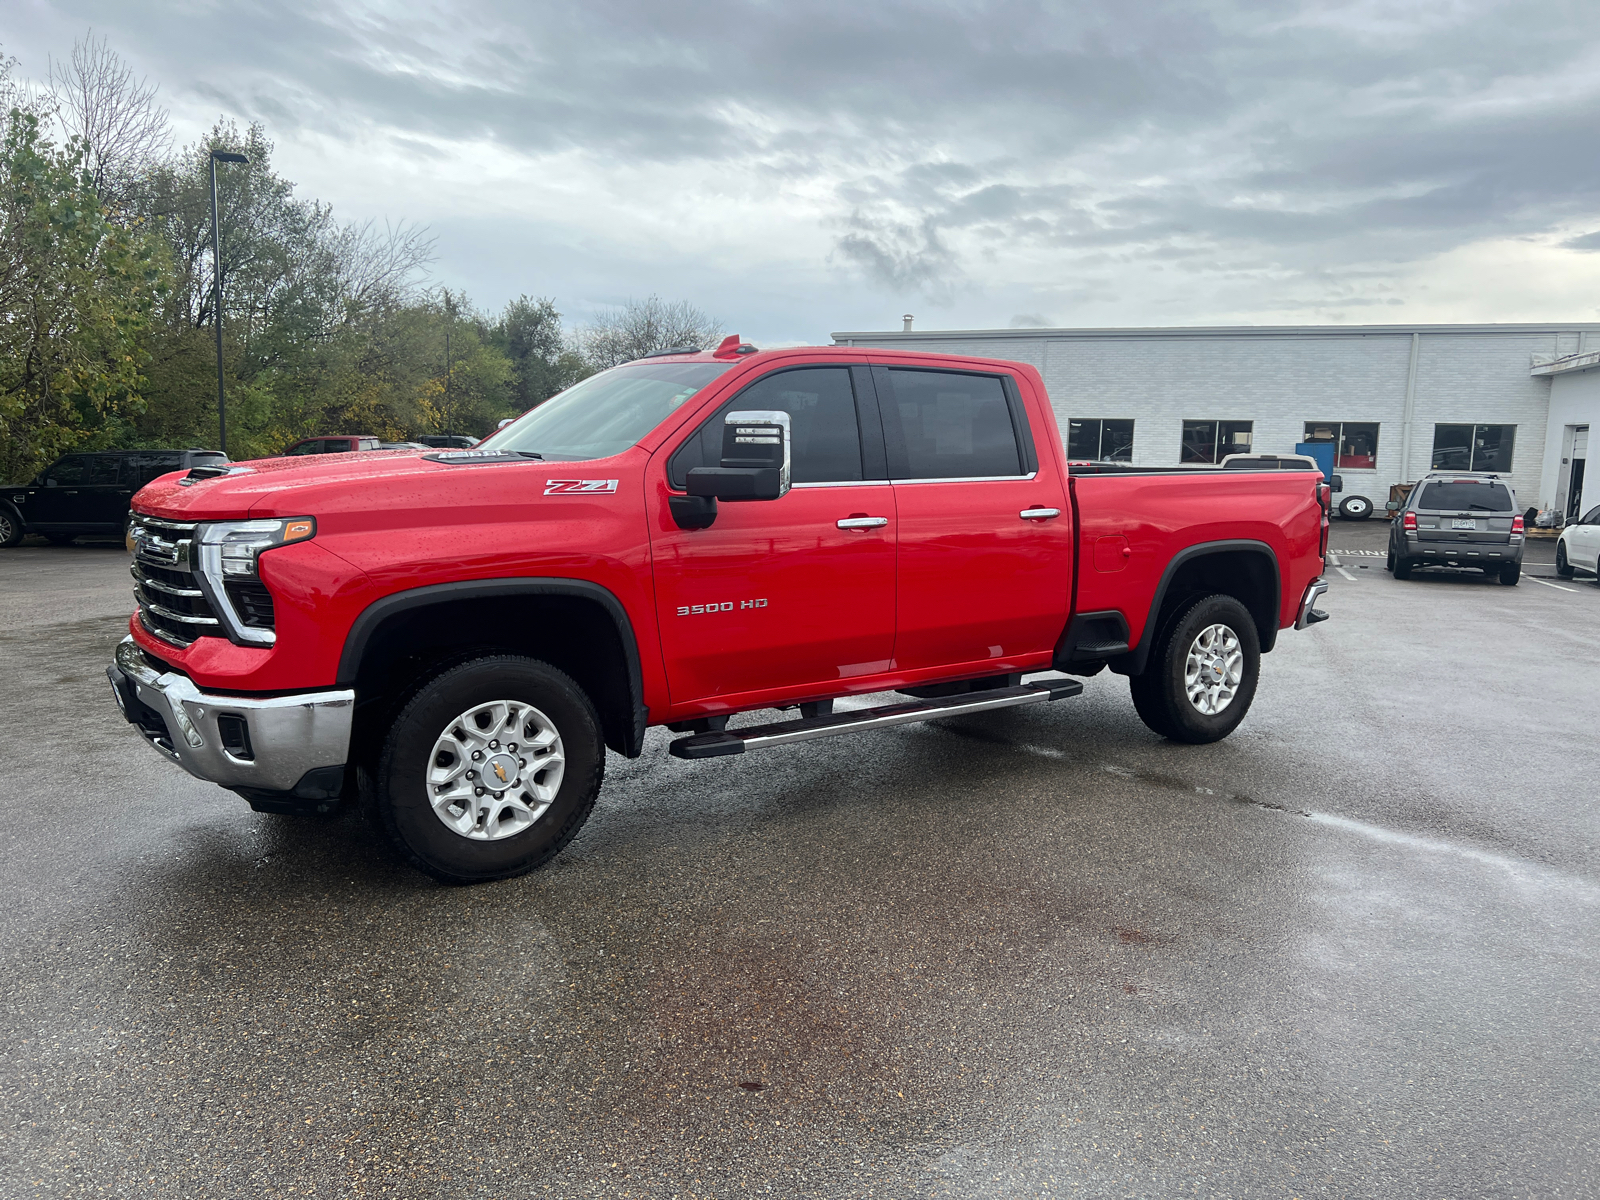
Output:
[{"xmin": 108, "ymin": 340, "xmax": 1330, "ymax": 882}]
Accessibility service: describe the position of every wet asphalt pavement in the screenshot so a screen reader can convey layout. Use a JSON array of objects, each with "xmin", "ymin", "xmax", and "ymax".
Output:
[{"xmin": 2, "ymin": 525, "xmax": 1597, "ymax": 1198}]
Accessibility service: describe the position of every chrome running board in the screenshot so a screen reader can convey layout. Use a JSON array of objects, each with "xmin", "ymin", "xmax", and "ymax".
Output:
[{"xmin": 667, "ymin": 677, "xmax": 1084, "ymax": 759}]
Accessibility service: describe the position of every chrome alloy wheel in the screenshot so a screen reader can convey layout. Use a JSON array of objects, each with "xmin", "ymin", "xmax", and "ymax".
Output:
[
  {"xmin": 1183, "ymin": 623, "xmax": 1244, "ymax": 716},
  {"xmin": 426, "ymin": 700, "xmax": 565, "ymax": 841}
]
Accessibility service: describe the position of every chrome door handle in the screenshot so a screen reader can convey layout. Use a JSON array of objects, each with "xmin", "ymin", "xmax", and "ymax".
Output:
[
  {"xmin": 1019, "ymin": 507, "xmax": 1061, "ymax": 520},
  {"xmin": 837, "ymin": 516, "xmax": 889, "ymax": 530}
]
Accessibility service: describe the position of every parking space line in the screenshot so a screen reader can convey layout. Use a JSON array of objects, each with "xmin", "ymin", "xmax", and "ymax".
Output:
[
  {"xmin": 1335, "ymin": 566, "xmax": 1357, "ymax": 581},
  {"xmin": 1526, "ymin": 576, "xmax": 1578, "ymax": 593}
]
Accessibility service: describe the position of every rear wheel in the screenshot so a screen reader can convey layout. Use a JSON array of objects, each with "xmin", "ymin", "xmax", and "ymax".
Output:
[
  {"xmin": 1385, "ymin": 549, "xmax": 1395, "ymax": 572},
  {"xmin": 1556, "ymin": 541, "xmax": 1575, "ymax": 578},
  {"xmin": 1498, "ymin": 562, "xmax": 1520, "ymax": 586},
  {"xmin": 374, "ymin": 655, "xmax": 605, "ymax": 884},
  {"xmin": 1393, "ymin": 556, "xmax": 1413, "ymax": 580},
  {"xmin": 0, "ymin": 509, "xmax": 21, "ymax": 548},
  {"xmin": 1129, "ymin": 594, "xmax": 1260, "ymax": 744}
]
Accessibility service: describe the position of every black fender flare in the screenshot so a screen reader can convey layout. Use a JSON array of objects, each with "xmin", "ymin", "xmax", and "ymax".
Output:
[
  {"xmin": 337, "ymin": 577, "xmax": 649, "ymax": 757},
  {"xmin": 1115, "ymin": 539, "xmax": 1281, "ymax": 676}
]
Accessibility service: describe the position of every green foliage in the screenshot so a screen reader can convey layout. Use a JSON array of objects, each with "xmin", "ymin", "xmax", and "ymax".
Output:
[
  {"xmin": 0, "ymin": 107, "xmax": 165, "ymax": 482},
  {"xmin": 491, "ymin": 295, "xmax": 593, "ymax": 411},
  {"xmin": 1, "ymin": 38, "xmax": 723, "ymax": 480}
]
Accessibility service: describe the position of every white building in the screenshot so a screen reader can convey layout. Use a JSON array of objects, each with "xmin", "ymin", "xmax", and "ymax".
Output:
[{"xmin": 832, "ymin": 322, "xmax": 1600, "ymax": 522}]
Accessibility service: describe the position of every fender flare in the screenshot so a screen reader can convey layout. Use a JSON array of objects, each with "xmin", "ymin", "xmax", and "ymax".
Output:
[
  {"xmin": 337, "ymin": 577, "xmax": 649, "ymax": 757},
  {"xmin": 1117, "ymin": 539, "xmax": 1281, "ymax": 675}
]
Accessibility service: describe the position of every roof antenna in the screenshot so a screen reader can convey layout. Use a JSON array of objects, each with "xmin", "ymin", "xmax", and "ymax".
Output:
[{"xmin": 903, "ymin": 314, "xmax": 914, "ymax": 332}]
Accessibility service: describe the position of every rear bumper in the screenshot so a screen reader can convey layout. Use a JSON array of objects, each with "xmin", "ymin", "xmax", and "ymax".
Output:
[
  {"xmin": 1295, "ymin": 578, "xmax": 1330, "ymax": 630},
  {"xmin": 1404, "ymin": 532, "xmax": 1523, "ymax": 565},
  {"xmin": 107, "ymin": 635, "xmax": 353, "ymax": 796}
]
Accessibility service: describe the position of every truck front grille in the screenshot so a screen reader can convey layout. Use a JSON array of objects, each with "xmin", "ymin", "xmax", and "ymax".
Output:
[{"xmin": 128, "ymin": 515, "xmax": 221, "ymax": 648}]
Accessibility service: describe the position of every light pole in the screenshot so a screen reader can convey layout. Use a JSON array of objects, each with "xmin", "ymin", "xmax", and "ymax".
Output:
[{"xmin": 209, "ymin": 149, "xmax": 248, "ymax": 455}]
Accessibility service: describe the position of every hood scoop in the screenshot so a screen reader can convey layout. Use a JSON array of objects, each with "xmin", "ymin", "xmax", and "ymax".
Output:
[{"xmin": 178, "ymin": 465, "xmax": 252, "ymax": 486}]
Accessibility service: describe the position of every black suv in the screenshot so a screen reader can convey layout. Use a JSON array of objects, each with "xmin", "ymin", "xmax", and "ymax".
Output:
[
  {"xmin": 1, "ymin": 449, "xmax": 227, "ymax": 547},
  {"xmin": 1386, "ymin": 472, "xmax": 1524, "ymax": 585}
]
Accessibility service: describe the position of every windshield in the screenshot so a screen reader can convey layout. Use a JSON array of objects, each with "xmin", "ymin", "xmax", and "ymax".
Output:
[
  {"xmin": 1417, "ymin": 481, "xmax": 1514, "ymax": 512},
  {"xmin": 478, "ymin": 361, "xmax": 735, "ymax": 461}
]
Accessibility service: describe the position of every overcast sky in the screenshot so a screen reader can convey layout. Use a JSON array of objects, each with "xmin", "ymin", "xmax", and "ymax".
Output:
[{"xmin": 10, "ymin": 0, "xmax": 1600, "ymax": 343}]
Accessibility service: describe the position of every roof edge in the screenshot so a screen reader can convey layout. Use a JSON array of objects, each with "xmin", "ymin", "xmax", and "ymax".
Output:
[{"xmin": 833, "ymin": 322, "xmax": 1600, "ymax": 342}]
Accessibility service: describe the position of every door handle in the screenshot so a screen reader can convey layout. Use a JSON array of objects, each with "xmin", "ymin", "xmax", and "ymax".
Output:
[
  {"xmin": 1019, "ymin": 507, "xmax": 1061, "ymax": 521},
  {"xmin": 837, "ymin": 516, "xmax": 889, "ymax": 530}
]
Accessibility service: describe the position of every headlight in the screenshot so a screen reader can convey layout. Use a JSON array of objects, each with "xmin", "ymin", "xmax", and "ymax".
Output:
[
  {"xmin": 197, "ymin": 517, "xmax": 315, "ymax": 579},
  {"xmin": 192, "ymin": 518, "xmax": 314, "ymax": 647}
]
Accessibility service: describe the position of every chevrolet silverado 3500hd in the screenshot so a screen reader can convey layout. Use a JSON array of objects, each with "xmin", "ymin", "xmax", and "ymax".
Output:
[{"xmin": 108, "ymin": 339, "xmax": 1330, "ymax": 882}]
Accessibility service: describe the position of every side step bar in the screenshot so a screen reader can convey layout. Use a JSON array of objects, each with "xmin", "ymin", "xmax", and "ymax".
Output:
[{"xmin": 668, "ymin": 677, "xmax": 1084, "ymax": 760}]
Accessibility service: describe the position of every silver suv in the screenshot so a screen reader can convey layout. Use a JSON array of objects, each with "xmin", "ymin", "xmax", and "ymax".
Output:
[{"xmin": 1386, "ymin": 472, "xmax": 1524, "ymax": 585}]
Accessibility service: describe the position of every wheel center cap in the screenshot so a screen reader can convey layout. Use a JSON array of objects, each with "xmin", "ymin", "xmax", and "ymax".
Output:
[{"xmin": 483, "ymin": 753, "xmax": 520, "ymax": 790}]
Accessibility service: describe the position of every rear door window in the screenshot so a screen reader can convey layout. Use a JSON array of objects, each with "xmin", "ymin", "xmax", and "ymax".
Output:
[
  {"xmin": 1417, "ymin": 481, "xmax": 1514, "ymax": 511},
  {"xmin": 670, "ymin": 366, "xmax": 866, "ymax": 486},
  {"xmin": 130, "ymin": 453, "xmax": 183, "ymax": 486},
  {"xmin": 84, "ymin": 456, "xmax": 122, "ymax": 485},
  {"xmin": 879, "ymin": 369, "xmax": 1023, "ymax": 480}
]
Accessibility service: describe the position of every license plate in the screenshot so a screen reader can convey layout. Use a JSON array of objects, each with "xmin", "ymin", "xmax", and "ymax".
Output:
[{"xmin": 1451, "ymin": 518, "xmax": 1478, "ymax": 530}]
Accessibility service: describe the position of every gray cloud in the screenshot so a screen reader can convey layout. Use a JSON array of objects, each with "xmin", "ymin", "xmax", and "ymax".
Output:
[{"xmin": 9, "ymin": 0, "xmax": 1600, "ymax": 332}]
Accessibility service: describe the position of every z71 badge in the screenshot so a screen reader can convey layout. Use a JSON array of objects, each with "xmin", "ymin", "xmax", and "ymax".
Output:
[{"xmin": 544, "ymin": 479, "xmax": 619, "ymax": 495}]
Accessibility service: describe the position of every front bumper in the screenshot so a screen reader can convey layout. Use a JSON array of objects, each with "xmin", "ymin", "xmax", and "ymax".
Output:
[
  {"xmin": 107, "ymin": 636, "xmax": 353, "ymax": 797},
  {"xmin": 1295, "ymin": 578, "xmax": 1330, "ymax": 629}
]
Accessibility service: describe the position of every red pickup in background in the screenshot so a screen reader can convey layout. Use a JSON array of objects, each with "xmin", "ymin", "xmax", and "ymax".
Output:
[{"xmin": 109, "ymin": 340, "xmax": 1329, "ymax": 882}]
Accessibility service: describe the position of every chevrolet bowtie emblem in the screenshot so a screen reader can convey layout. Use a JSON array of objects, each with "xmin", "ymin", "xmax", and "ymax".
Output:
[{"xmin": 492, "ymin": 762, "xmax": 509, "ymax": 784}]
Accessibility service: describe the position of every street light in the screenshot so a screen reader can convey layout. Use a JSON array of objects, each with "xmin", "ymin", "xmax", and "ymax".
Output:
[{"xmin": 209, "ymin": 150, "xmax": 249, "ymax": 455}]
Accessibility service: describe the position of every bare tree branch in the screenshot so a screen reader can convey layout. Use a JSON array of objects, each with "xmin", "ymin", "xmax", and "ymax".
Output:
[
  {"xmin": 577, "ymin": 295, "xmax": 723, "ymax": 369},
  {"xmin": 48, "ymin": 31, "xmax": 171, "ymax": 214},
  {"xmin": 335, "ymin": 219, "xmax": 436, "ymax": 318}
]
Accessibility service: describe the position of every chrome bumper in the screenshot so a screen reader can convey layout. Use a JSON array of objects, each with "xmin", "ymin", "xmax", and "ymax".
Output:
[
  {"xmin": 107, "ymin": 636, "xmax": 353, "ymax": 794},
  {"xmin": 1295, "ymin": 578, "xmax": 1330, "ymax": 630}
]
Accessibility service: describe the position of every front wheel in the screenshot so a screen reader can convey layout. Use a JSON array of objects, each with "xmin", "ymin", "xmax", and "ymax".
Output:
[
  {"xmin": 374, "ymin": 656, "xmax": 605, "ymax": 883},
  {"xmin": 1556, "ymin": 542, "xmax": 1575, "ymax": 578},
  {"xmin": 1129, "ymin": 594, "xmax": 1261, "ymax": 744}
]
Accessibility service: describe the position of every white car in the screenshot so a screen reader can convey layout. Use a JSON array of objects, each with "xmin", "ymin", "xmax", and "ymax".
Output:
[{"xmin": 1556, "ymin": 505, "xmax": 1600, "ymax": 579}]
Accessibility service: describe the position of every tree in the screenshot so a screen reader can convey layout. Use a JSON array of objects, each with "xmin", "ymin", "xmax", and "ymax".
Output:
[
  {"xmin": 491, "ymin": 295, "xmax": 591, "ymax": 410},
  {"xmin": 576, "ymin": 294, "xmax": 722, "ymax": 370},
  {"xmin": 0, "ymin": 106, "xmax": 166, "ymax": 482},
  {"xmin": 48, "ymin": 32, "xmax": 171, "ymax": 215}
]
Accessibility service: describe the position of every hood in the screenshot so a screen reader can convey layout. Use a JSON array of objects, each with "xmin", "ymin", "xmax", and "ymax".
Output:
[{"xmin": 131, "ymin": 447, "xmax": 637, "ymax": 525}]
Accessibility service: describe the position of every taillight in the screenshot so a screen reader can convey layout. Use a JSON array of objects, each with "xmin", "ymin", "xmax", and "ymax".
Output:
[
  {"xmin": 1511, "ymin": 514, "xmax": 1525, "ymax": 533},
  {"xmin": 1403, "ymin": 511, "xmax": 1417, "ymax": 531}
]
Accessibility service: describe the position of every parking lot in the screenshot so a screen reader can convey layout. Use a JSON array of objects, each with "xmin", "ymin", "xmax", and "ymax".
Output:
[{"xmin": 3, "ymin": 529, "xmax": 1598, "ymax": 1199}]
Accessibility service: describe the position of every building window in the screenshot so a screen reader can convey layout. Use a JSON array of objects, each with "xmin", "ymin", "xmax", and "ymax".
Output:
[
  {"xmin": 1181, "ymin": 420, "xmax": 1252, "ymax": 464},
  {"xmin": 1431, "ymin": 424, "xmax": 1515, "ymax": 472},
  {"xmin": 1303, "ymin": 422, "xmax": 1380, "ymax": 470},
  {"xmin": 1067, "ymin": 418, "xmax": 1134, "ymax": 462}
]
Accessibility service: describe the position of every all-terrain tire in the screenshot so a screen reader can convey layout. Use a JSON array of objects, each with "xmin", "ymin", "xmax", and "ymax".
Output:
[
  {"xmin": 375, "ymin": 655, "xmax": 605, "ymax": 884},
  {"xmin": 1128, "ymin": 593, "xmax": 1261, "ymax": 744}
]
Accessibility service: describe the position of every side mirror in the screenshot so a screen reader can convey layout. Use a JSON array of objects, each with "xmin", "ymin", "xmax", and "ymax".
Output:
[
  {"xmin": 1385, "ymin": 501, "xmax": 1399, "ymax": 513},
  {"xmin": 1329, "ymin": 474, "xmax": 1344, "ymax": 492},
  {"xmin": 686, "ymin": 410, "xmax": 791, "ymax": 502}
]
